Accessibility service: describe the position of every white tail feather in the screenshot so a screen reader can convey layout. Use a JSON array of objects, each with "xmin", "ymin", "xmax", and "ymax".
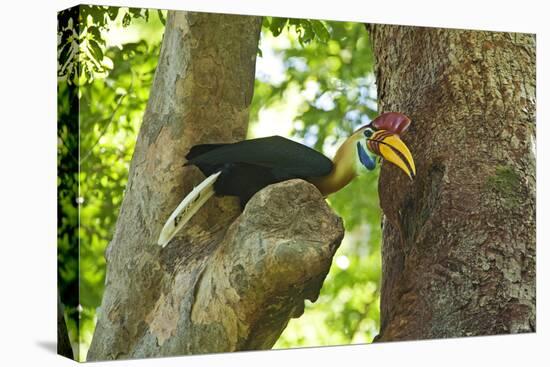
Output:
[{"xmin": 157, "ymin": 172, "xmax": 221, "ymax": 247}]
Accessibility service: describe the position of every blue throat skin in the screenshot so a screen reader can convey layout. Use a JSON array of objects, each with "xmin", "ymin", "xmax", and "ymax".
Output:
[{"xmin": 357, "ymin": 142, "xmax": 376, "ymax": 170}]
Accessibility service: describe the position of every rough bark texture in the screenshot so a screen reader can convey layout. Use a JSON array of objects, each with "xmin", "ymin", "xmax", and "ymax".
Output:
[
  {"xmin": 87, "ymin": 11, "xmax": 344, "ymax": 361},
  {"xmin": 368, "ymin": 25, "xmax": 536, "ymax": 341}
]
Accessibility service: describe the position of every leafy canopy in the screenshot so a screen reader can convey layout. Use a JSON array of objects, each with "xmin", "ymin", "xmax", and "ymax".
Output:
[{"xmin": 258, "ymin": 17, "xmax": 381, "ymax": 346}]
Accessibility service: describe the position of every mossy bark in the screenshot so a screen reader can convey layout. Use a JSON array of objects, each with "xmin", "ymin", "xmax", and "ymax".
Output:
[
  {"xmin": 368, "ymin": 25, "xmax": 535, "ymax": 341},
  {"xmin": 87, "ymin": 11, "xmax": 344, "ymax": 361}
]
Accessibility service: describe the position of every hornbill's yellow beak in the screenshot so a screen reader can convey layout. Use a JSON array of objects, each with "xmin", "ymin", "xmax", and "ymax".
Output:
[{"xmin": 368, "ymin": 130, "xmax": 416, "ymax": 180}]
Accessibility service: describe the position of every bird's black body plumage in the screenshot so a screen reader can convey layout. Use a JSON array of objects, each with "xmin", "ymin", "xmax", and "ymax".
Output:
[{"xmin": 185, "ymin": 136, "xmax": 333, "ymax": 207}]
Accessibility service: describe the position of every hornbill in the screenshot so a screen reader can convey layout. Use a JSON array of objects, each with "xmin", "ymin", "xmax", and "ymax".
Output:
[{"xmin": 157, "ymin": 112, "xmax": 415, "ymax": 247}]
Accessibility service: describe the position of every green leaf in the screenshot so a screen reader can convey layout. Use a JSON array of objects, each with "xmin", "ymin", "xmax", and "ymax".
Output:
[
  {"xmin": 88, "ymin": 39, "xmax": 104, "ymax": 63},
  {"xmin": 129, "ymin": 8, "xmax": 142, "ymax": 19},
  {"xmin": 298, "ymin": 20, "xmax": 315, "ymax": 44},
  {"xmin": 310, "ymin": 20, "xmax": 330, "ymax": 43},
  {"xmin": 157, "ymin": 9, "xmax": 166, "ymax": 25},
  {"xmin": 269, "ymin": 17, "xmax": 288, "ymax": 37},
  {"xmin": 107, "ymin": 7, "xmax": 119, "ymax": 21},
  {"xmin": 59, "ymin": 43, "xmax": 72, "ymax": 67},
  {"xmin": 122, "ymin": 12, "xmax": 132, "ymax": 27},
  {"xmin": 87, "ymin": 26, "xmax": 102, "ymax": 43}
]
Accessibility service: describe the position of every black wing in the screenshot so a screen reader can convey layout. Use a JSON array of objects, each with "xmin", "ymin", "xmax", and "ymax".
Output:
[
  {"xmin": 185, "ymin": 136, "xmax": 333, "ymax": 207},
  {"xmin": 186, "ymin": 136, "xmax": 333, "ymax": 178}
]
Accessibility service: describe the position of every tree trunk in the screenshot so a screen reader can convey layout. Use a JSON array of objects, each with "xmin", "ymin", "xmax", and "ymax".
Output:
[
  {"xmin": 87, "ymin": 11, "xmax": 344, "ymax": 361},
  {"xmin": 368, "ymin": 25, "xmax": 535, "ymax": 341}
]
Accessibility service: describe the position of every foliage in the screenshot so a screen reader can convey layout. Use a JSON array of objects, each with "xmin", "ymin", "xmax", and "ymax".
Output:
[
  {"xmin": 57, "ymin": 7, "xmax": 381, "ymax": 359},
  {"xmin": 57, "ymin": 72, "xmax": 80, "ymax": 349},
  {"xmin": 57, "ymin": 6, "xmax": 165, "ymax": 360},
  {"xmin": 57, "ymin": 5, "xmax": 163, "ymax": 85},
  {"xmin": 257, "ymin": 20, "xmax": 377, "ymax": 149},
  {"xmin": 264, "ymin": 17, "xmax": 330, "ymax": 45},
  {"xmin": 257, "ymin": 20, "xmax": 381, "ymax": 347}
]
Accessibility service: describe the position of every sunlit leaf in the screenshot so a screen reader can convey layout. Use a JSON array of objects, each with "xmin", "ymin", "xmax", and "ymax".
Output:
[{"xmin": 88, "ymin": 39, "xmax": 104, "ymax": 63}]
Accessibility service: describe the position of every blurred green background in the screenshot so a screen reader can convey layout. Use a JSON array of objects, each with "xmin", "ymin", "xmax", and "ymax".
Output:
[{"xmin": 57, "ymin": 6, "xmax": 381, "ymax": 361}]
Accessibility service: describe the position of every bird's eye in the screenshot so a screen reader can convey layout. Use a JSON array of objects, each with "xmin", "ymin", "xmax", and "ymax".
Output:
[{"xmin": 363, "ymin": 128, "xmax": 374, "ymax": 138}]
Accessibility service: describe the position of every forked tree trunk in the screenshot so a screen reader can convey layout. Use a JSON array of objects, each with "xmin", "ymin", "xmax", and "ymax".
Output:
[
  {"xmin": 87, "ymin": 11, "xmax": 343, "ymax": 360},
  {"xmin": 368, "ymin": 25, "xmax": 536, "ymax": 341}
]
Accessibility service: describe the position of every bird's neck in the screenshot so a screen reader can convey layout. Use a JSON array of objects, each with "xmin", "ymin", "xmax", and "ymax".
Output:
[{"xmin": 310, "ymin": 134, "xmax": 362, "ymax": 196}]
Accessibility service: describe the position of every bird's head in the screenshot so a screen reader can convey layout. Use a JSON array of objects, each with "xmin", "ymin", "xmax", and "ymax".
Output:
[{"xmin": 355, "ymin": 112, "xmax": 416, "ymax": 180}]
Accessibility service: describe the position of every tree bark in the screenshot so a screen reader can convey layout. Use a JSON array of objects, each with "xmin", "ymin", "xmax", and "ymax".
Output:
[
  {"xmin": 87, "ymin": 11, "xmax": 344, "ymax": 360},
  {"xmin": 368, "ymin": 25, "xmax": 535, "ymax": 341}
]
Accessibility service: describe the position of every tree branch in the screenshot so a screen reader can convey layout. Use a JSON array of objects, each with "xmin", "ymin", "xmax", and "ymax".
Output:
[
  {"xmin": 87, "ymin": 11, "xmax": 344, "ymax": 361},
  {"xmin": 148, "ymin": 180, "xmax": 344, "ymax": 354}
]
